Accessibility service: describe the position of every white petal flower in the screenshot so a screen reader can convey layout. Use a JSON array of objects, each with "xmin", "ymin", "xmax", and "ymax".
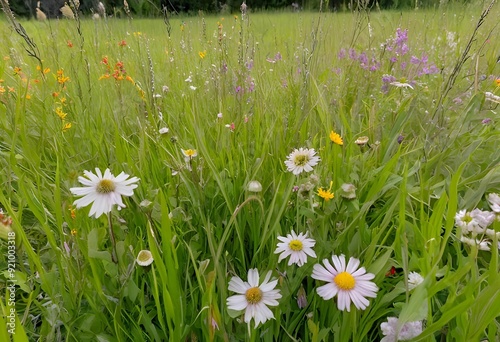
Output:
[
  {"xmin": 274, "ymin": 230, "xmax": 316, "ymax": 267},
  {"xmin": 284, "ymin": 148, "xmax": 320, "ymax": 175},
  {"xmin": 70, "ymin": 168, "xmax": 140, "ymax": 218},
  {"xmin": 380, "ymin": 317, "xmax": 423, "ymax": 342},
  {"xmin": 390, "ymin": 81, "xmax": 414, "ymax": 89},
  {"xmin": 311, "ymin": 254, "xmax": 378, "ymax": 312},
  {"xmin": 407, "ymin": 272, "xmax": 424, "ymax": 290},
  {"xmin": 487, "ymin": 193, "xmax": 500, "ymax": 214},
  {"xmin": 159, "ymin": 127, "xmax": 169, "ymax": 134},
  {"xmin": 136, "ymin": 250, "xmax": 154, "ymax": 266},
  {"xmin": 455, "ymin": 209, "xmax": 494, "ymax": 234},
  {"xmin": 227, "ymin": 269, "xmax": 282, "ymax": 327},
  {"xmin": 460, "ymin": 236, "xmax": 491, "ymax": 251}
]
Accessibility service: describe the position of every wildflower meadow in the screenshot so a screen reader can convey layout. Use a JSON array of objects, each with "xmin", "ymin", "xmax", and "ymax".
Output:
[{"xmin": 1, "ymin": 0, "xmax": 500, "ymax": 341}]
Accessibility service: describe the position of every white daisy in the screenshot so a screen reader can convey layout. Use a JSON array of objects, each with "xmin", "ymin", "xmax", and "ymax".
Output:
[
  {"xmin": 226, "ymin": 269, "xmax": 282, "ymax": 327},
  {"xmin": 407, "ymin": 272, "xmax": 424, "ymax": 290},
  {"xmin": 380, "ymin": 317, "xmax": 423, "ymax": 342},
  {"xmin": 274, "ymin": 230, "xmax": 316, "ymax": 267},
  {"xmin": 284, "ymin": 148, "xmax": 320, "ymax": 175},
  {"xmin": 70, "ymin": 168, "xmax": 140, "ymax": 218},
  {"xmin": 136, "ymin": 250, "xmax": 154, "ymax": 266},
  {"xmin": 311, "ymin": 254, "xmax": 378, "ymax": 312}
]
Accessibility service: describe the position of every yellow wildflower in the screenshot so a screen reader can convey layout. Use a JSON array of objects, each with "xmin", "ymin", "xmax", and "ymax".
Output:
[
  {"xmin": 55, "ymin": 107, "xmax": 67, "ymax": 120},
  {"xmin": 56, "ymin": 70, "xmax": 70, "ymax": 85},
  {"xmin": 329, "ymin": 131, "xmax": 343, "ymax": 145},
  {"xmin": 317, "ymin": 181, "xmax": 334, "ymax": 201},
  {"xmin": 62, "ymin": 122, "xmax": 72, "ymax": 131},
  {"xmin": 0, "ymin": 86, "xmax": 5, "ymax": 94},
  {"xmin": 199, "ymin": 50, "xmax": 207, "ymax": 59}
]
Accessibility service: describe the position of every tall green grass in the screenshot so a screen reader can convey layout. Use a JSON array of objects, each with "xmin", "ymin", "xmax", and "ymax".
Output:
[{"xmin": 0, "ymin": 3, "xmax": 500, "ymax": 341}]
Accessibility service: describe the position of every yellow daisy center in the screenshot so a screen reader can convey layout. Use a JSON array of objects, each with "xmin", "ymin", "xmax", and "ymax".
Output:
[
  {"xmin": 462, "ymin": 214, "xmax": 472, "ymax": 223},
  {"xmin": 294, "ymin": 154, "xmax": 309, "ymax": 166},
  {"xmin": 137, "ymin": 250, "xmax": 152, "ymax": 262},
  {"xmin": 96, "ymin": 179, "xmax": 116, "ymax": 194},
  {"xmin": 289, "ymin": 239, "xmax": 303, "ymax": 251},
  {"xmin": 245, "ymin": 287, "xmax": 263, "ymax": 304},
  {"xmin": 334, "ymin": 272, "xmax": 355, "ymax": 290}
]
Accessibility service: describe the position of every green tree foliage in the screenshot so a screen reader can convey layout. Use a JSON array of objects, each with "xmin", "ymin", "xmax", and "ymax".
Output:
[{"xmin": 2, "ymin": 0, "xmax": 475, "ymax": 18}]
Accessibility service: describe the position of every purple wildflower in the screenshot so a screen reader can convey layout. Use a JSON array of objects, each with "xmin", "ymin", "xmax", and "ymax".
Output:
[
  {"xmin": 338, "ymin": 48, "xmax": 346, "ymax": 59},
  {"xmin": 245, "ymin": 60, "xmax": 254, "ymax": 70},
  {"xmin": 348, "ymin": 48, "xmax": 357, "ymax": 60}
]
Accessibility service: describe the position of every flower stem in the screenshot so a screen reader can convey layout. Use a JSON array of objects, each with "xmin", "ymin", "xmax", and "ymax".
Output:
[{"xmin": 108, "ymin": 214, "xmax": 118, "ymax": 264}]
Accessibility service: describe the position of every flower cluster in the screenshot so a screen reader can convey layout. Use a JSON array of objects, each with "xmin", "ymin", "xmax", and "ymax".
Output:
[
  {"xmin": 454, "ymin": 194, "xmax": 500, "ymax": 251},
  {"xmin": 56, "ymin": 69, "xmax": 70, "ymax": 86},
  {"xmin": 380, "ymin": 317, "xmax": 423, "ymax": 341}
]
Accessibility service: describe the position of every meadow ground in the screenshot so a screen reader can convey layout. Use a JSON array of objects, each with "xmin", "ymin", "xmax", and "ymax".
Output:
[{"xmin": 0, "ymin": 2, "xmax": 500, "ymax": 341}]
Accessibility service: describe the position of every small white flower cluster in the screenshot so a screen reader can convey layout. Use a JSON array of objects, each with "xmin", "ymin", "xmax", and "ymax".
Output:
[
  {"xmin": 455, "ymin": 193, "xmax": 500, "ymax": 252},
  {"xmin": 380, "ymin": 317, "xmax": 423, "ymax": 341}
]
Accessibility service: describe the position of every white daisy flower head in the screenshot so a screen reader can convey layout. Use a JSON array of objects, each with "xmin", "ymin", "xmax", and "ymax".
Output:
[
  {"xmin": 407, "ymin": 272, "xmax": 424, "ymax": 291},
  {"xmin": 182, "ymin": 148, "xmax": 197, "ymax": 162},
  {"xmin": 227, "ymin": 269, "xmax": 282, "ymax": 328},
  {"xmin": 136, "ymin": 250, "xmax": 154, "ymax": 266},
  {"xmin": 487, "ymin": 193, "xmax": 500, "ymax": 213},
  {"xmin": 284, "ymin": 148, "xmax": 320, "ymax": 175},
  {"xmin": 70, "ymin": 168, "xmax": 140, "ymax": 218},
  {"xmin": 274, "ymin": 230, "xmax": 317, "ymax": 267},
  {"xmin": 380, "ymin": 317, "xmax": 423, "ymax": 342},
  {"xmin": 311, "ymin": 254, "xmax": 378, "ymax": 312}
]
